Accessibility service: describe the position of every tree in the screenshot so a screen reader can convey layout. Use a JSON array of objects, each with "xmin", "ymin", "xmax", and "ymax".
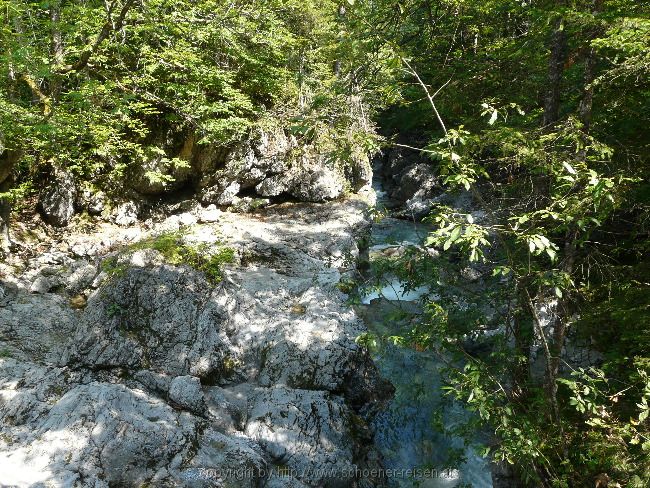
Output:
[{"xmin": 349, "ymin": 0, "xmax": 650, "ymax": 484}]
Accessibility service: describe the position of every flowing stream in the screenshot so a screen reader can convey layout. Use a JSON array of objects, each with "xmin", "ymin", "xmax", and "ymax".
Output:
[{"xmin": 359, "ymin": 176, "xmax": 493, "ymax": 487}]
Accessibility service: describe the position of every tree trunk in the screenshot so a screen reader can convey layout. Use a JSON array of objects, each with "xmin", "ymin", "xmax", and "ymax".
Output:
[
  {"xmin": 579, "ymin": 0, "xmax": 603, "ymax": 136},
  {"xmin": 0, "ymin": 148, "xmax": 20, "ymax": 255},
  {"xmin": 50, "ymin": 2, "xmax": 63, "ymax": 65},
  {"xmin": 547, "ymin": 230, "xmax": 577, "ymax": 402},
  {"xmin": 543, "ymin": 16, "xmax": 567, "ymax": 127},
  {"xmin": 334, "ymin": 4, "xmax": 346, "ymax": 76},
  {"xmin": 579, "ymin": 47, "xmax": 595, "ymax": 133},
  {"xmin": 513, "ymin": 282, "xmax": 534, "ymax": 390}
]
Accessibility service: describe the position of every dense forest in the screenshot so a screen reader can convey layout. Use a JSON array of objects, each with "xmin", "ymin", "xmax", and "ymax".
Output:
[{"xmin": 1, "ymin": 0, "xmax": 649, "ymax": 487}]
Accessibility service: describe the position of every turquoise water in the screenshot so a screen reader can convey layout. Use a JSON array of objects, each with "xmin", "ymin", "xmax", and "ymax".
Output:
[{"xmin": 361, "ymin": 178, "xmax": 493, "ymax": 488}]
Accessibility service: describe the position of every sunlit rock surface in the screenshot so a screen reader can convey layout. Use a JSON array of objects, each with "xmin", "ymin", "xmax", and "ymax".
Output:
[{"xmin": 0, "ymin": 196, "xmax": 391, "ymax": 487}]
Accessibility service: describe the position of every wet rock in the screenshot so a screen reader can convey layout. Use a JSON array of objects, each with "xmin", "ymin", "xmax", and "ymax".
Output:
[
  {"xmin": 391, "ymin": 163, "xmax": 438, "ymax": 203},
  {"xmin": 404, "ymin": 193, "xmax": 437, "ymax": 220}
]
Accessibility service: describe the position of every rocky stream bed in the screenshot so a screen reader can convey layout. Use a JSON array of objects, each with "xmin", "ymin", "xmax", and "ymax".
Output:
[
  {"xmin": 0, "ymin": 191, "xmax": 400, "ymax": 488},
  {"xmin": 0, "ymin": 137, "xmax": 508, "ymax": 487}
]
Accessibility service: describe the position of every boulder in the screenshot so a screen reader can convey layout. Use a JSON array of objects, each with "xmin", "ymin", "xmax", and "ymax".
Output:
[
  {"xmin": 64, "ymin": 260, "xmax": 97, "ymax": 294},
  {"xmin": 0, "ymin": 372, "xmax": 200, "ymax": 488},
  {"xmin": 347, "ymin": 152, "xmax": 373, "ymax": 191},
  {"xmin": 197, "ymin": 204, "xmax": 222, "ymax": 223},
  {"xmin": 114, "ymin": 201, "xmax": 139, "ymax": 226},
  {"xmin": 256, "ymin": 174, "xmax": 290, "ymax": 197},
  {"xmin": 129, "ymin": 132, "xmax": 195, "ymax": 195},
  {"xmin": 391, "ymin": 163, "xmax": 439, "ymax": 203},
  {"xmin": 169, "ymin": 375, "xmax": 207, "ymax": 414},
  {"xmin": 39, "ymin": 167, "xmax": 77, "ymax": 226},
  {"xmin": 29, "ymin": 275, "xmax": 52, "ymax": 294},
  {"xmin": 216, "ymin": 181, "xmax": 241, "ymax": 205},
  {"xmin": 289, "ymin": 163, "xmax": 345, "ymax": 203},
  {"xmin": 245, "ymin": 386, "xmax": 357, "ymax": 487},
  {"xmin": 76, "ymin": 185, "xmax": 107, "ymax": 216},
  {"xmin": 67, "ymin": 262, "xmax": 234, "ymax": 380}
]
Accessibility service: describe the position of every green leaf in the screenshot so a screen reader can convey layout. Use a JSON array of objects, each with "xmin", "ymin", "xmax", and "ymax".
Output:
[{"xmin": 450, "ymin": 225, "xmax": 462, "ymax": 242}]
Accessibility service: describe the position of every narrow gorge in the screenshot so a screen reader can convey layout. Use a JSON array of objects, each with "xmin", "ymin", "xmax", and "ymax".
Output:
[{"xmin": 1, "ymin": 1, "xmax": 648, "ymax": 487}]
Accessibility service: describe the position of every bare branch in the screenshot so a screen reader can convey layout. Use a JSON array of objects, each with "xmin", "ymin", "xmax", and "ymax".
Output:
[{"xmin": 401, "ymin": 59, "xmax": 448, "ymax": 136}]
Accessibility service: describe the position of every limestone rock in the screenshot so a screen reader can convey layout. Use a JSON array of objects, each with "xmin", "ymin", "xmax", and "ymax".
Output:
[
  {"xmin": 216, "ymin": 181, "xmax": 241, "ymax": 205},
  {"xmin": 197, "ymin": 204, "xmax": 222, "ymax": 223},
  {"xmin": 245, "ymin": 386, "xmax": 356, "ymax": 487},
  {"xmin": 114, "ymin": 201, "xmax": 139, "ymax": 226},
  {"xmin": 67, "ymin": 265, "xmax": 234, "ymax": 380},
  {"xmin": 0, "ymin": 293, "xmax": 76, "ymax": 363},
  {"xmin": 289, "ymin": 164, "xmax": 345, "ymax": 203},
  {"xmin": 169, "ymin": 375, "xmax": 206, "ymax": 414},
  {"xmin": 39, "ymin": 167, "xmax": 77, "ymax": 227},
  {"xmin": 0, "ymin": 196, "xmax": 389, "ymax": 487},
  {"xmin": 256, "ymin": 174, "xmax": 290, "ymax": 197},
  {"xmin": 77, "ymin": 185, "xmax": 107, "ymax": 216},
  {"xmin": 64, "ymin": 261, "xmax": 97, "ymax": 294},
  {"xmin": 391, "ymin": 163, "xmax": 439, "ymax": 203},
  {"xmin": 29, "ymin": 275, "xmax": 52, "ymax": 294}
]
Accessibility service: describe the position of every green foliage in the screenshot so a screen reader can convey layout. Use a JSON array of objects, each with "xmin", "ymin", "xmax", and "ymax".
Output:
[
  {"xmin": 130, "ymin": 232, "xmax": 235, "ymax": 284},
  {"xmin": 355, "ymin": 0, "xmax": 650, "ymax": 486},
  {"xmin": 2, "ymin": 0, "xmax": 649, "ymax": 485},
  {"xmin": 101, "ymin": 232, "xmax": 235, "ymax": 284},
  {"xmin": 0, "ymin": 0, "xmax": 378, "ymax": 194}
]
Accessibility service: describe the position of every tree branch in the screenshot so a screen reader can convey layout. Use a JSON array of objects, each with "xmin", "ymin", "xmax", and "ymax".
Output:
[
  {"xmin": 401, "ymin": 59, "xmax": 448, "ymax": 136},
  {"xmin": 19, "ymin": 73, "xmax": 52, "ymax": 116},
  {"xmin": 56, "ymin": 0, "xmax": 136, "ymax": 74}
]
